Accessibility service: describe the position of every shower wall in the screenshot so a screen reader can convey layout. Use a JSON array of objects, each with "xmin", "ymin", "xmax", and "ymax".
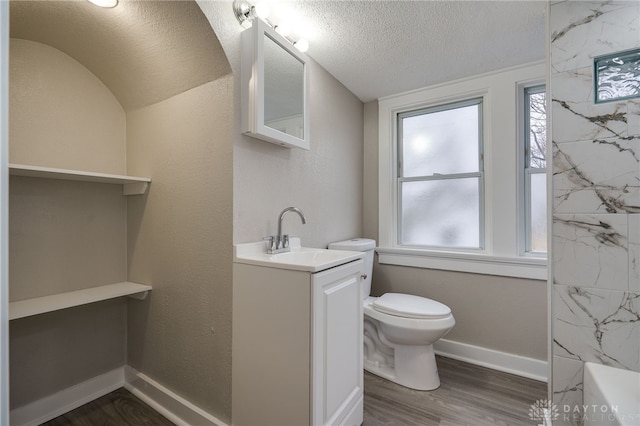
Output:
[{"xmin": 550, "ymin": 2, "xmax": 640, "ymax": 425}]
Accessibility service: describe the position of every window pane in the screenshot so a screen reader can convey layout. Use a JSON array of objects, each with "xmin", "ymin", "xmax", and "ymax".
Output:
[
  {"xmin": 400, "ymin": 178, "xmax": 480, "ymax": 248},
  {"xmin": 401, "ymin": 102, "xmax": 480, "ymax": 177},
  {"xmin": 595, "ymin": 49, "xmax": 640, "ymax": 103},
  {"xmin": 526, "ymin": 89, "xmax": 546, "ymax": 169},
  {"xmin": 529, "ymin": 172, "xmax": 547, "ymax": 252}
]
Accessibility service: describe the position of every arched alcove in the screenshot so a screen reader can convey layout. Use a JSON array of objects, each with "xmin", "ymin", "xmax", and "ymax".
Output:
[
  {"xmin": 10, "ymin": 0, "xmax": 230, "ymax": 110},
  {"xmin": 8, "ymin": 1, "xmax": 234, "ymax": 423}
]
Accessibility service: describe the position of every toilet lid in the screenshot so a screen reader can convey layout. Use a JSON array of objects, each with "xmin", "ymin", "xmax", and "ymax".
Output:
[{"xmin": 372, "ymin": 293, "xmax": 451, "ymax": 319}]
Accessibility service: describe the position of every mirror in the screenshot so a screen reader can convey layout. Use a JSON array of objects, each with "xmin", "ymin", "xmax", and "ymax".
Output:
[
  {"xmin": 241, "ymin": 19, "xmax": 310, "ymax": 150},
  {"xmin": 263, "ymin": 34, "xmax": 304, "ymax": 139}
]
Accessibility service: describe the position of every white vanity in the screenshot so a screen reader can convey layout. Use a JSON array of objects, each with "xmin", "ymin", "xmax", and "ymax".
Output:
[{"xmin": 232, "ymin": 239, "xmax": 364, "ymax": 426}]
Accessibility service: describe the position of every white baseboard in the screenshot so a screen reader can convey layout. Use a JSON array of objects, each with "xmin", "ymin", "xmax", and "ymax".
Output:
[
  {"xmin": 124, "ymin": 365, "xmax": 228, "ymax": 426},
  {"xmin": 10, "ymin": 367, "xmax": 125, "ymax": 426},
  {"xmin": 434, "ymin": 338, "xmax": 548, "ymax": 382},
  {"xmin": 9, "ymin": 342, "xmax": 544, "ymax": 426},
  {"xmin": 10, "ymin": 366, "xmax": 228, "ymax": 426}
]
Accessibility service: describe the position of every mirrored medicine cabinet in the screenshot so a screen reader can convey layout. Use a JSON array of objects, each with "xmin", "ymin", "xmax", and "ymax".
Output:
[{"xmin": 241, "ymin": 18, "xmax": 310, "ymax": 150}]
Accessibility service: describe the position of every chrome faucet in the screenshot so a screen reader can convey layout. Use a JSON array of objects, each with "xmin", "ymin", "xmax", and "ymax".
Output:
[{"xmin": 265, "ymin": 207, "xmax": 307, "ymax": 254}]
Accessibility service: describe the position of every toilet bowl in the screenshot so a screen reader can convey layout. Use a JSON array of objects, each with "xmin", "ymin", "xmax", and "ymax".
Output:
[{"xmin": 328, "ymin": 239, "xmax": 455, "ymax": 391}]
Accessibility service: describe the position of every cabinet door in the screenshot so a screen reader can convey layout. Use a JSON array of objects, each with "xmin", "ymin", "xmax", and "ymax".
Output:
[{"xmin": 311, "ymin": 260, "xmax": 364, "ymax": 426}]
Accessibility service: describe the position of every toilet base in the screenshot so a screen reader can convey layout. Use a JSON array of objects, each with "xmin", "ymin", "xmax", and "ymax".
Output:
[{"xmin": 364, "ymin": 343, "xmax": 441, "ymax": 391}]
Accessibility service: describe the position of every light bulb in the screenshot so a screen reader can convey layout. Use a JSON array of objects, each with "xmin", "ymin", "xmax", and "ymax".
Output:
[
  {"xmin": 294, "ymin": 38, "xmax": 309, "ymax": 53},
  {"xmin": 275, "ymin": 23, "xmax": 291, "ymax": 37},
  {"xmin": 253, "ymin": 1, "xmax": 270, "ymax": 19},
  {"xmin": 87, "ymin": 0, "xmax": 118, "ymax": 7}
]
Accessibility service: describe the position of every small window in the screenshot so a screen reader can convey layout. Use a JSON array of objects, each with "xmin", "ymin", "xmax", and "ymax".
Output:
[
  {"xmin": 594, "ymin": 49, "xmax": 640, "ymax": 103},
  {"xmin": 397, "ymin": 98, "xmax": 483, "ymax": 249},
  {"xmin": 524, "ymin": 86, "xmax": 547, "ymax": 254}
]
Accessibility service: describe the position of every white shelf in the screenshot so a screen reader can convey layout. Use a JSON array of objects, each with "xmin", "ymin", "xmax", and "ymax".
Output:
[
  {"xmin": 9, "ymin": 281, "xmax": 152, "ymax": 320},
  {"xmin": 9, "ymin": 163, "xmax": 151, "ymax": 195}
]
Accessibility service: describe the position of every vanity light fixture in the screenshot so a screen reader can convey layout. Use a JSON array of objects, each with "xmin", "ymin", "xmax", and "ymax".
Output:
[
  {"xmin": 293, "ymin": 39, "xmax": 309, "ymax": 53},
  {"xmin": 233, "ymin": 0, "xmax": 310, "ymax": 52},
  {"xmin": 87, "ymin": 0, "xmax": 118, "ymax": 8},
  {"xmin": 274, "ymin": 23, "xmax": 291, "ymax": 37},
  {"xmin": 233, "ymin": 0, "xmax": 270, "ymax": 29}
]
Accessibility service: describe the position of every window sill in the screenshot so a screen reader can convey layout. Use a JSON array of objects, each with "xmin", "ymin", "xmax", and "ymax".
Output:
[{"xmin": 376, "ymin": 247, "xmax": 547, "ymax": 280}]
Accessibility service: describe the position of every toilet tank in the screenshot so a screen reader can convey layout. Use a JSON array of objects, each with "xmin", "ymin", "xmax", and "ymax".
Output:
[{"xmin": 328, "ymin": 238, "xmax": 376, "ymax": 300}]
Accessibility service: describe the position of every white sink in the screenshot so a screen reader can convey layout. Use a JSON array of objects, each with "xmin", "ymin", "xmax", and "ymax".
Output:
[{"xmin": 233, "ymin": 238, "xmax": 364, "ymax": 272}]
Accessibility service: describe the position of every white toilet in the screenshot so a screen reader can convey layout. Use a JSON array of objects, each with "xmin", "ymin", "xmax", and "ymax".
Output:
[{"xmin": 328, "ymin": 238, "xmax": 455, "ymax": 391}]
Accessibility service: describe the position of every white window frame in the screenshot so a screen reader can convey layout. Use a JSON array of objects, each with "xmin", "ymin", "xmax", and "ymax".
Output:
[
  {"xmin": 397, "ymin": 98, "xmax": 485, "ymax": 250},
  {"xmin": 378, "ymin": 62, "xmax": 547, "ymax": 280},
  {"xmin": 518, "ymin": 83, "xmax": 547, "ymax": 256}
]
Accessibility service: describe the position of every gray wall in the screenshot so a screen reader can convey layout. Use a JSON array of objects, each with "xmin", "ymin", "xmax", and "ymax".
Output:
[
  {"xmin": 373, "ymin": 265, "xmax": 547, "ymax": 359},
  {"xmin": 9, "ymin": 10, "xmax": 236, "ymax": 423},
  {"xmin": 549, "ymin": 2, "xmax": 640, "ymax": 424},
  {"xmin": 126, "ymin": 77, "xmax": 234, "ymax": 420},
  {"xmin": 362, "ymin": 82, "xmax": 548, "ymax": 362},
  {"xmin": 198, "ymin": 1, "xmax": 364, "ymax": 250},
  {"xmin": 8, "ymin": 39, "xmax": 128, "ymax": 410}
]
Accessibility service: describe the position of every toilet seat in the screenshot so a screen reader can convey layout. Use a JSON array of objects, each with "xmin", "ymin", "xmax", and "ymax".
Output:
[
  {"xmin": 363, "ymin": 296, "xmax": 455, "ymax": 333},
  {"xmin": 373, "ymin": 293, "xmax": 451, "ymax": 319}
]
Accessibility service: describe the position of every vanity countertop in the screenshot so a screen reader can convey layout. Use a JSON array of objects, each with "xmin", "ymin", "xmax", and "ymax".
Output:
[{"xmin": 233, "ymin": 238, "xmax": 364, "ymax": 273}]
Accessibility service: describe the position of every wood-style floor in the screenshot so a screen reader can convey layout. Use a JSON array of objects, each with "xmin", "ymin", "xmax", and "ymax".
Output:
[
  {"xmin": 364, "ymin": 356, "xmax": 547, "ymax": 426},
  {"xmin": 41, "ymin": 356, "xmax": 546, "ymax": 425},
  {"xmin": 40, "ymin": 387, "xmax": 174, "ymax": 426}
]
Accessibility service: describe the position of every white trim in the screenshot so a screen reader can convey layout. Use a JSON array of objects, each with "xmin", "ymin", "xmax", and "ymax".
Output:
[
  {"xmin": 434, "ymin": 338, "xmax": 548, "ymax": 382},
  {"xmin": 9, "ymin": 366, "xmax": 229, "ymax": 426},
  {"xmin": 10, "ymin": 368, "xmax": 125, "ymax": 426},
  {"xmin": 0, "ymin": 1, "xmax": 9, "ymax": 423},
  {"xmin": 378, "ymin": 61, "xmax": 548, "ymax": 277},
  {"xmin": 379, "ymin": 60, "xmax": 546, "ymax": 103},
  {"xmin": 516, "ymin": 79, "xmax": 547, "ymax": 257},
  {"xmin": 124, "ymin": 366, "xmax": 228, "ymax": 426},
  {"xmin": 377, "ymin": 248, "xmax": 547, "ymax": 280}
]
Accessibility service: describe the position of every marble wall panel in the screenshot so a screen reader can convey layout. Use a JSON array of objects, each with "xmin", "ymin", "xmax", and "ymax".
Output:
[
  {"xmin": 552, "ymin": 355, "xmax": 584, "ymax": 426},
  {"xmin": 553, "ymin": 139, "xmax": 640, "ymax": 214},
  {"xmin": 554, "ymin": 285, "xmax": 640, "ymax": 371},
  {"xmin": 628, "ymin": 101, "xmax": 640, "ymax": 137},
  {"xmin": 630, "ymin": 214, "xmax": 640, "ymax": 293},
  {"xmin": 552, "ymin": 68, "xmax": 628, "ymax": 143},
  {"xmin": 550, "ymin": 1, "xmax": 640, "ymax": 74},
  {"xmin": 553, "ymin": 214, "xmax": 628, "ymax": 290},
  {"xmin": 551, "ymin": 0, "xmax": 640, "ymax": 417}
]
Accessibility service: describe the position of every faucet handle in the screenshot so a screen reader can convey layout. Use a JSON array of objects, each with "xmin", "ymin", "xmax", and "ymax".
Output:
[
  {"xmin": 263, "ymin": 235, "xmax": 276, "ymax": 251},
  {"xmin": 282, "ymin": 234, "xmax": 290, "ymax": 249}
]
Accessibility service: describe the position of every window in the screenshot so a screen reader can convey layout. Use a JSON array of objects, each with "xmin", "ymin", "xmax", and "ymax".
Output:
[
  {"xmin": 378, "ymin": 63, "xmax": 547, "ymax": 279},
  {"xmin": 594, "ymin": 48, "xmax": 640, "ymax": 103},
  {"xmin": 524, "ymin": 86, "xmax": 547, "ymax": 254},
  {"xmin": 397, "ymin": 99, "xmax": 483, "ymax": 249}
]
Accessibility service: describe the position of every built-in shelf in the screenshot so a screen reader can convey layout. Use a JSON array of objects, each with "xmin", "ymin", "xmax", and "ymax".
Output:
[
  {"xmin": 9, "ymin": 282, "xmax": 152, "ymax": 320},
  {"xmin": 9, "ymin": 163, "xmax": 151, "ymax": 195}
]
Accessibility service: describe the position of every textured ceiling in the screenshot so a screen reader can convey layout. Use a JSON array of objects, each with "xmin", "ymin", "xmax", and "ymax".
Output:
[
  {"xmin": 9, "ymin": 0, "xmax": 546, "ymax": 107},
  {"xmin": 265, "ymin": 0, "xmax": 547, "ymax": 102},
  {"xmin": 10, "ymin": 0, "xmax": 231, "ymax": 110}
]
